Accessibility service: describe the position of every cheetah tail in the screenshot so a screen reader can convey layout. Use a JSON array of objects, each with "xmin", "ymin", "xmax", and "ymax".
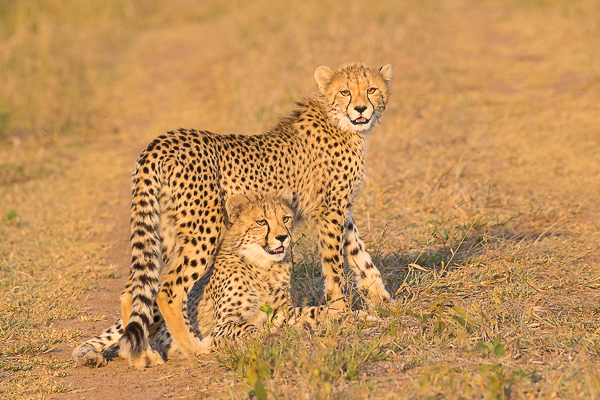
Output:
[{"xmin": 119, "ymin": 144, "xmax": 164, "ymax": 356}]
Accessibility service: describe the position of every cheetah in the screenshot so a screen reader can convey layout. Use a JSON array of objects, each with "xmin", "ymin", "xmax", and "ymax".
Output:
[
  {"xmin": 119, "ymin": 63, "xmax": 395, "ymax": 367},
  {"xmin": 154, "ymin": 192, "xmax": 356, "ymax": 360},
  {"xmin": 72, "ymin": 193, "xmax": 347, "ymax": 367}
]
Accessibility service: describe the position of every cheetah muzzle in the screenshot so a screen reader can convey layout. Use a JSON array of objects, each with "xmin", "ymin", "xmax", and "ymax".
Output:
[
  {"xmin": 351, "ymin": 116, "xmax": 370, "ymax": 125},
  {"xmin": 264, "ymin": 244, "xmax": 284, "ymax": 255}
]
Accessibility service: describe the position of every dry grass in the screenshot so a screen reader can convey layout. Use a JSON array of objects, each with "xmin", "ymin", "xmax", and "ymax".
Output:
[{"xmin": 1, "ymin": 0, "xmax": 599, "ymax": 398}]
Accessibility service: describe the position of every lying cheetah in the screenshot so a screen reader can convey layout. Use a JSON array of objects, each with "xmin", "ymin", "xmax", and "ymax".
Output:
[
  {"xmin": 73, "ymin": 193, "xmax": 346, "ymax": 367},
  {"xmin": 154, "ymin": 192, "xmax": 357, "ymax": 360},
  {"xmin": 120, "ymin": 63, "xmax": 394, "ymax": 367}
]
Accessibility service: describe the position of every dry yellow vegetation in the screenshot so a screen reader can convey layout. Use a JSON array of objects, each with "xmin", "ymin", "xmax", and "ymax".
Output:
[{"xmin": 1, "ymin": 0, "xmax": 599, "ymax": 398}]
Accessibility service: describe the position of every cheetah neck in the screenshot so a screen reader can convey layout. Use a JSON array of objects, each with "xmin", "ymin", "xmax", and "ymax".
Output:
[
  {"xmin": 279, "ymin": 97, "xmax": 368, "ymax": 216},
  {"xmin": 292, "ymin": 97, "xmax": 367, "ymax": 150}
]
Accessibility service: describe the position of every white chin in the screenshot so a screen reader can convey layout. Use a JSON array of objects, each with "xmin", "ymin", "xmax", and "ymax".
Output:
[
  {"xmin": 240, "ymin": 246, "xmax": 285, "ymax": 269},
  {"xmin": 334, "ymin": 114, "xmax": 373, "ymax": 133},
  {"xmin": 350, "ymin": 121, "xmax": 372, "ymax": 132},
  {"xmin": 265, "ymin": 252, "xmax": 286, "ymax": 262}
]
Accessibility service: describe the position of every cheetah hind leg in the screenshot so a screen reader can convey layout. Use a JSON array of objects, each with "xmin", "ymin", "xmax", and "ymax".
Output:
[
  {"xmin": 120, "ymin": 290, "xmax": 133, "ymax": 327},
  {"xmin": 344, "ymin": 216, "xmax": 396, "ymax": 309},
  {"xmin": 118, "ymin": 313, "xmax": 165, "ymax": 368},
  {"xmin": 117, "ymin": 297, "xmax": 165, "ymax": 368},
  {"xmin": 118, "ymin": 335, "xmax": 165, "ymax": 369},
  {"xmin": 155, "ymin": 290, "xmax": 210, "ymax": 358},
  {"xmin": 153, "ymin": 324, "xmax": 187, "ymax": 361}
]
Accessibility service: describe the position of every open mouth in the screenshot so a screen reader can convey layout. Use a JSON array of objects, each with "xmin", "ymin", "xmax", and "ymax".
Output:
[
  {"xmin": 351, "ymin": 116, "xmax": 370, "ymax": 125},
  {"xmin": 264, "ymin": 245, "xmax": 285, "ymax": 255}
]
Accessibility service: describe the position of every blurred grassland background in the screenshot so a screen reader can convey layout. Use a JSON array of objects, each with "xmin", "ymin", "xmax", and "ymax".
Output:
[{"xmin": 0, "ymin": 0, "xmax": 599, "ymax": 398}]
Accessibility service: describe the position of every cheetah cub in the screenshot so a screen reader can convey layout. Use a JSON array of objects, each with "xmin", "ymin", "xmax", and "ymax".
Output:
[
  {"xmin": 72, "ymin": 193, "xmax": 347, "ymax": 368},
  {"xmin": 154, "ymin": 192, "xmax": 354, "ymax": 359}
]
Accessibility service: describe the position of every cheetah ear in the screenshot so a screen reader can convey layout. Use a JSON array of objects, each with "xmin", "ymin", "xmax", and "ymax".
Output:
[
  {"xmin": 278, "ymin": 188, "xmax": 297, "ymax": 212},
  {"xmin": 226, "ymin": 194, "xmax": 250, "ymax": 222},
  {"xmin": 378, "ymin": 64, "xmax": 393, "ymax": 81},
  {"xmin": 314, "ymin": 66, "xmax": 335, "ymax": 94}
]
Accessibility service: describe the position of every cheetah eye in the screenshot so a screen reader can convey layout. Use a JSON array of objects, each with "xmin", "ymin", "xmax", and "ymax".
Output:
[
  {"xmin": 255, "ymin": 220, "xmax": 267, "ymax": 226},
  {"xmin": 340, "ymin": 90, "xmax": 351, "ymax": 97},
  {"xmin": 283, "ymin": 216, "xmax": 291, "ymax": 224},
  {"xmin": 367, "ymin": 87, "xmax": 377, "ymax": 94}
]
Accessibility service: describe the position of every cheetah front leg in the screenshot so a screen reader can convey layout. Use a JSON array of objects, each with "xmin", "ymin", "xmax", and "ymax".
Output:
[
  {"xmin": 343, "ymin": 213, "xmax": 394, "ymax": 308},
  {"xmin": 318, "ymin": 209, "xmax": 348, "ymax": 311},
  {"xmin": 209, "ymin": 321, "xmax": 259, "ymax": 349},
  {"xmin": 72, "ymin": 320, "xmax": 125, "ymax": 368},
  {"xmin": 287, "ymin": 305, "xmax": 380, "ymax": 328},
  {"xmin": 288, "ymin": 305, "xmax": 343, "ymax": 327}
]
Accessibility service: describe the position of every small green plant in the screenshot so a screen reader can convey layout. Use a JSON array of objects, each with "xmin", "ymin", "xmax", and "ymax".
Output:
[
  {"xmin": 405, "ymin": 298, "xmax": 478, "ymax": 338},
  {"xmin": 258, "ymin": 304, "xmax": 274, "ymax": 316},
  {"xmin": 245, "ymin": 364, "xmax": 267, "ymax": 400},
  {"xmin": 259, "ymin": 303, "xmax": 276, "ymax": 328},
  {"xmin": 477, "ymin": 339, "xmax": 505, "ymax": 357},
  {"xmin": 2, "ymin": 209, "xmax": 17, "ymax": 222}
]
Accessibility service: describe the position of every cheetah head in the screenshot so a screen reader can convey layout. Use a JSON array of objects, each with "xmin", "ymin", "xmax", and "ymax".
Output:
[
  {"xmin": 314, "ymin": 63, "xmax": 393, "ymax": 133},
  {"xmin": 225, "ymin": 191, "xmax": 296, "ymax": 268}
]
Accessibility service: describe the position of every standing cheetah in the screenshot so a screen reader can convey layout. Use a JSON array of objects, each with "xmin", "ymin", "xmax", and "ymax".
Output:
[
  {"xmin": 119, "ymin": 63, "xmax": 394, "ymax": 367},
  {"xmin": 73, "ymin": 193, "xmax": 346, "ymax": 367}
]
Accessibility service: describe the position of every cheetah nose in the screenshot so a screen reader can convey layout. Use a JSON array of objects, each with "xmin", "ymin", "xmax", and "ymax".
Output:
[
  {"xmin": 354, "ymin": 105, "xmax": 367, "ymax": 113},
  {"xmin": 275, "ymin": 234, "xmax": 288, "ymax": 243}
]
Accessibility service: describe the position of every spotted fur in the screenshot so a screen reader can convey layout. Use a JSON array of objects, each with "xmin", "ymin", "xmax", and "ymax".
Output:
[{"xmin": 118, "ymin": 63, "xmax": 394, "ymax": 367}]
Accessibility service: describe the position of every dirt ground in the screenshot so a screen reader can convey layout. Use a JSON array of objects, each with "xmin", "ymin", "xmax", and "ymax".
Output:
[
  {"xmin": 51, "ymin": 109, "xmax": 235, "ymax": 399},
  {"xmin": 53, "ymin": 27, "xmax": 246, "ymax": 398},
  {"xmin": 1, "ymin": 0, "xmax": 600, "ymax": 398}
]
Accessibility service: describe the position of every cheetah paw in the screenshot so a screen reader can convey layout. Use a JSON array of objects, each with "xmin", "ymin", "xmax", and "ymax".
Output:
[
  {"xmin": 191, "ymin": 337, "xmax": 212, "ymax": 356},
  {"xmin": 72, "ymin": 344, "xmax": 108, "ymax": 368},
  {"xmin": 365, "ymin": 290, "xmax": 397, "ymax": 310},
  {"xmin": 127, "ymin": 346, "xmax": 165, "ymax": 369},
  {"xmin": 352, "ymin": 310, "xmax": 382, "ymax": 323}
]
